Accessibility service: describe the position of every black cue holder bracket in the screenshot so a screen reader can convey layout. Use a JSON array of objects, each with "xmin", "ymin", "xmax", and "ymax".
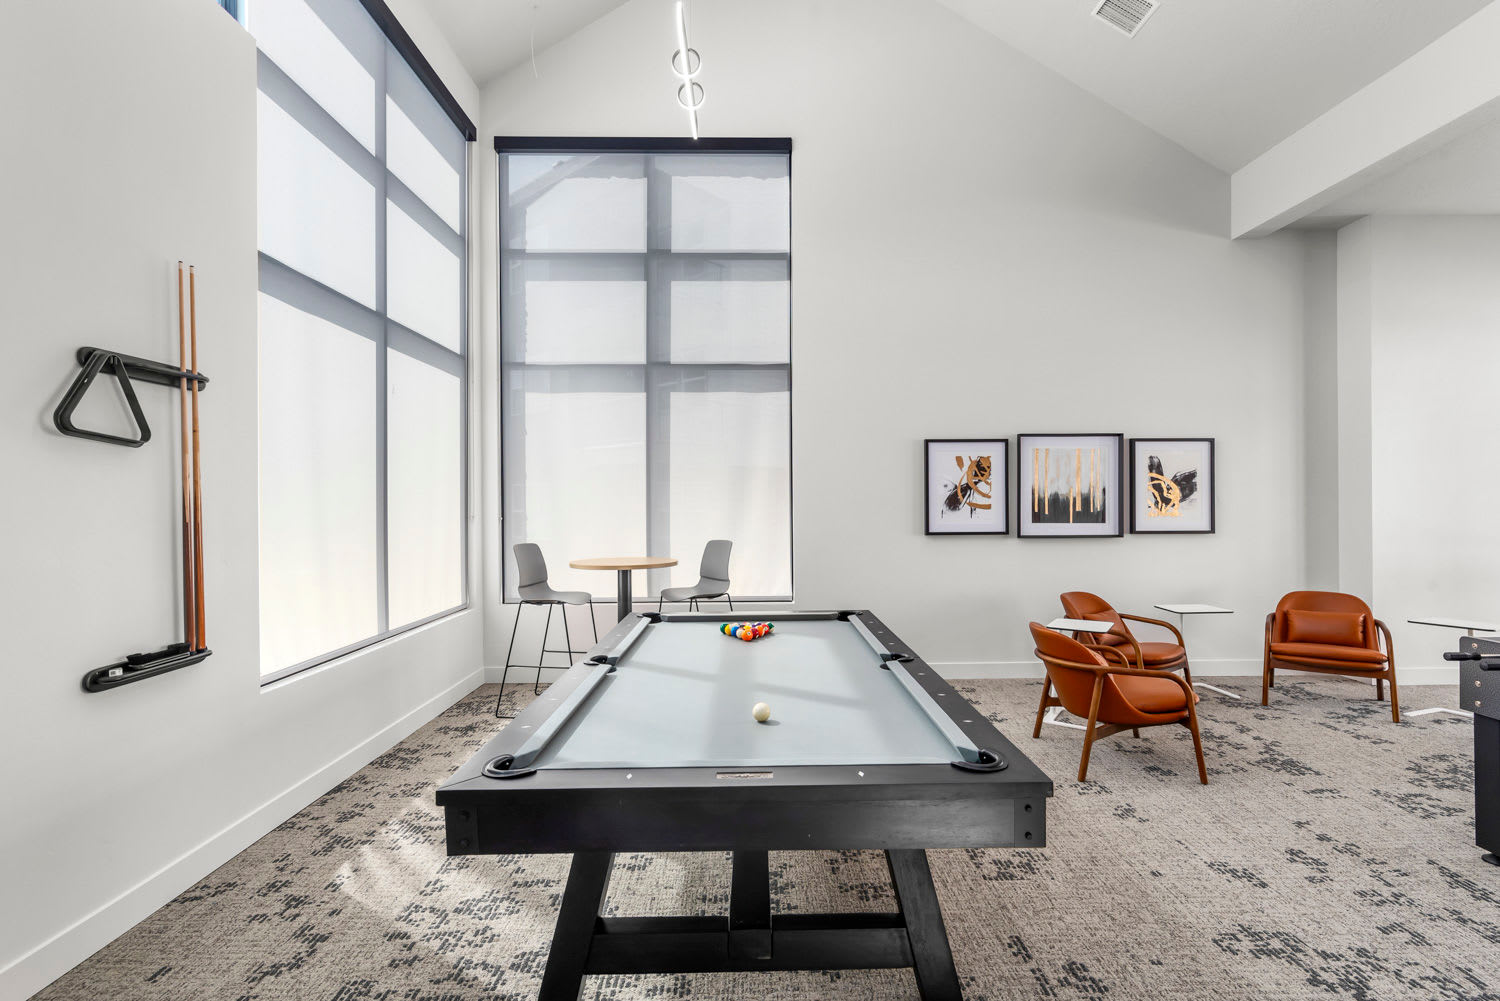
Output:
[
  {"xmin": 54, "ymin": 346, "xmax": 209, "ymax": 447},
  {"xmin": 55, "ymin": 345, "xmax": 214, "ymax": 691},
  {"xmin": 83, "ymin": 644, "xmax": 213, "ymax": 693}
]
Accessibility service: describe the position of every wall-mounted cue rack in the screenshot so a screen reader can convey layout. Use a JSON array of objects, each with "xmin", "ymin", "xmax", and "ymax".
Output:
[{"xmin": 57, "ymin": 262, "xmax": 213, "ymax": 692}]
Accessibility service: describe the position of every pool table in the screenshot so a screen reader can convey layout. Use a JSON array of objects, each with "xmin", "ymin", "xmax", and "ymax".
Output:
[{"xmin": 436, "ymin": 611, "xmax": 1053, "ymax": 1001}]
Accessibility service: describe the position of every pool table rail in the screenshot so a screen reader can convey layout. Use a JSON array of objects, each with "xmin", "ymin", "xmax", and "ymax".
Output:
[{"xmin": 438, "ymin": 610, "xmax": 1051, "ymax": 856}]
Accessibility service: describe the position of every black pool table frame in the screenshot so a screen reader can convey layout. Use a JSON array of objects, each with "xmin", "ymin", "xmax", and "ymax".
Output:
[{"xmin": 437, "ymin": 611, "xmax": 1053, "ymax": 1001}]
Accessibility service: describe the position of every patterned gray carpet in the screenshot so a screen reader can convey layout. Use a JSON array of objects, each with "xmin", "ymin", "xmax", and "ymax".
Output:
[{"xmin": 34, "ymin": 677, "xmax": 1499, "ymax": 1001}]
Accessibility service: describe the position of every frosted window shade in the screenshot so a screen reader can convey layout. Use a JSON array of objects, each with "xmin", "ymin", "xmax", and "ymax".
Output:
[
  {"xmin": 387, "ymin": 96, "xmax": 461, "ymax": 232},
  {"xmin": 257, "ymin": 92, "xmax": 378, "ymax": 308},
  {"xmin": 250, "ymin": 0, "xmax": 377, "ymax": 152},
  {"xmin": 669, "ymin": 388, "xmax": 792, "ymax": 597},
  {"xmin": 257, "ymin": 295, "xmax": 380, "ymax": 669},
  {"xmin": 500, "ymin": 150, "xmax": 791, "ymax": 602},
  {"xmin": 507, "ymin": 156, "xmax": 648, "ymax": 252},
  {"xmin": 388, "ymin": 351, "xmax": 464, "ymax": 627},
  {"xmin": 387, "ymin": 200, "xmax": 461, "ymax": 350},
  {"xmin": 253, "ymin": 0, "xmax": 468, "ymax": 679},
  {"xmin": 516, "ymin": 387, "xmax": 649, "ymax": 597},
  {"xmin": 503, "ymin": 257, "xmax": 648, "ymax": 364}
]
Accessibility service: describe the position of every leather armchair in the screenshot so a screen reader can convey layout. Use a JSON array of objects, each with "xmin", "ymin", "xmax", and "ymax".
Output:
[
  {"xmin": 1058, "ymin": 591, "xmax": 1191, "ymax": 680},
  {"xmin": 1030, "ymin": 622, "xmax": 1208, "ymax": 784},
  {"xmin": 1262, "ymin": 590, "xmax": 1399, "ymax": 722}
]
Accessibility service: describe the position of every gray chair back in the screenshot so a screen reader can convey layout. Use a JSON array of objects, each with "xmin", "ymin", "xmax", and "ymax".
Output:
[
  {"xmin": 700, "ymin": 539, "xmax": 732, "ymax": 585},
  {"xmin": 514, "ymin": 543, "xmax": 549, "ymax": 589}
]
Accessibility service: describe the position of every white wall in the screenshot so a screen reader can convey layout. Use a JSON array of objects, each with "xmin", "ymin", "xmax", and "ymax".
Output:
[
  {"xmin": 1303, "ymin": 231, "xmax": 1341, "ymax": 588},
  {"xmin": 477, "ymin": 0, "xmax": 1320, "ymax": 680},
  {"xmin": 1336, "ymin": 216, "xmax": 1500, "ymax": 671},
  {"xmin": 0, "ymin": 2, "xmax": 484, "ymax": 997},
  {"xmin": 1336, "ymin": 219, "xmax": 1377, "ymax": 598}
]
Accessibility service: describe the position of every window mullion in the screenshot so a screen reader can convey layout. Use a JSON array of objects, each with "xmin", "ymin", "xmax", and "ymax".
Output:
[
  {"xmin": 374, "ymin": 44, "xmax": 390, "ymax": 636},
  {"xmin": 644, "ymin": 154, "xmax": 671, "ymax": 598}
]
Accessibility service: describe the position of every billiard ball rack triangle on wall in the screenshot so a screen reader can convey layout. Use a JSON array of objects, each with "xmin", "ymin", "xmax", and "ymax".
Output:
[{"xmin": 55, "ymin": 263, "xmax": 213, "ymax": 692}]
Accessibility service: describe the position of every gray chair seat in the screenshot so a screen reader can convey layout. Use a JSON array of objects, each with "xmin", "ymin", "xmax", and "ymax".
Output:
[
  {"xmin": 660, "ymin": 578, "xmax": 730, "ymax": 602},
  {"xmin": 519, "ymin": 583, "xmax": 592, "ymax": 605}
]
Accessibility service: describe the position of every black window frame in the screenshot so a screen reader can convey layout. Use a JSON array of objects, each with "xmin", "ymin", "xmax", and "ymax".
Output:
[
  {"xmin": 495, "ymin": 136, "xmax": 794, "ymax": 606},
  {"xmin": 254, "ymin": 0, "xmax": 476, "ymax": 684}
]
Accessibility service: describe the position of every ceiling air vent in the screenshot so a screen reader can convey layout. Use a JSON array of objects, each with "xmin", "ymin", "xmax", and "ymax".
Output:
[{"xmin": 1092, "ymin": 0, "xmax": 1159, "ymax": 37}]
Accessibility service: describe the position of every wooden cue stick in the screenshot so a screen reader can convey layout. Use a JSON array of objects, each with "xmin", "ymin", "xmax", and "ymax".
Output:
[
  {"xmin": 189, "ymin": 265, "xmax": 206, "ymax": 650},
  {"xmin": 177, "ymin": 263, "xmax": 196, "ymax": 651}
]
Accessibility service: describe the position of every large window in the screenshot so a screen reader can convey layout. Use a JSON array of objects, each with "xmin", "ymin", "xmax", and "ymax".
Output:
[
  {"xmin": 499, "ymin": 139, "xmax": 792, "ymax": 603},
  {"xmin": 253, "ymin": 0, "xmax": 473, "ymax": 681}
]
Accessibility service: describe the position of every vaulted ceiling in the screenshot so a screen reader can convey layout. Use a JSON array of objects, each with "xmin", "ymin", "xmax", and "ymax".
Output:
[
  {"xmin": 422, "ymin": 0, "xmax": 1500, "ymax": 225},
  {"xmin": 424, "ymin": 0, "xmax": 630, "ymax": 87},
  {"xmin": 933, "ymin": 0, "xmax": 1492, "ymax": 172}
]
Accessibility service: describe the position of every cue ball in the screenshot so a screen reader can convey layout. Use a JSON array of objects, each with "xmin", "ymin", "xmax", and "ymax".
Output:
[{"xmin": 752, "ymin": 702, "xmax": 771, "ymax": 723}]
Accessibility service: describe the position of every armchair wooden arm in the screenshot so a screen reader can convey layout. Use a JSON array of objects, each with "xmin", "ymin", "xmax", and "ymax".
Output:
[
  {"xmin": 1374, "ymin": 618, "xmax": 1394, "ymax": 656},
  {"xmin": 1082, "ymin": 627, "xmax": 1147, "ymax": 671},
  {"xmin": 1035, "ymin": 651, "xmax": 1195, "ymax": 693},
  {"xmin": 1120, "ymin": 611, "xmax": 1185, "ymax": 647}
]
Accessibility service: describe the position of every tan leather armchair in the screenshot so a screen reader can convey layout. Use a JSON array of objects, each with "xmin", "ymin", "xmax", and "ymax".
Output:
[
  {"xmin": 1030, "ymin": 622, "xmax": 1207, "ymax": 784},
  {"xmin": 1263, "ymin": 590, "xmax": 1399, "ymax": 722},
  {"xmin": 1058, "ymin": 591, "xmax": 1191, "ymax": 679}
]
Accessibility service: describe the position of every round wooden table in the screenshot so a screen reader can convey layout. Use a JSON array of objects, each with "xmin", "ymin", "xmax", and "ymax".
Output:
[{"xmin": 570, "ymin": 556, "xmax": 678, "ymax": 622}]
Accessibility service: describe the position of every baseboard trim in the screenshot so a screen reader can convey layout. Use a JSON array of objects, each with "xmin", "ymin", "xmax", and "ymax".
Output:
[
  {"xmin": 0, "ymin": 667, "xmax": 485, "ymax": 1001},
  {"xmin": 928, "ymin": 658, "xmax": 1264, "ymax": 680},
  {"xmin": 925, "ymin": 661, "xmax": 1457, "ymax": 685},
  {"xmin": 485, "ymin": 661, "xmax": 1459, "ymax": 686}
]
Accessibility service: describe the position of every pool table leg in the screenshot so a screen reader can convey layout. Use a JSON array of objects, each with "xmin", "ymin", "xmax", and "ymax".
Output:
[
  {"xmin": 730, "ymin": 850, "xmax": 773, "ymax": 961},
  {"xmin": 538, "ymin": 851, "xmax": 614, "ymax": 1001},
  {"xmin": 886, "ymin": 849, "xmax": 963, "ymax": 1001}
]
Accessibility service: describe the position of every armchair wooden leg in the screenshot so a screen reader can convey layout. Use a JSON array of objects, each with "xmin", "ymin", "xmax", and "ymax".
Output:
[
  {"xmin": 1077, "ymin": 677, "xmax": 1105, "ymax": 782},
  {"xmin": 1388, "ymin": 665, "xmax": 1401, "ymax": 723},
  {"xmin": 1184, "ymin": 709, "xmax": 1208, "ymax": 785},
  {"xmin": 1032, "ymin": 677, "xmax": 1054, "ymax": 739},
  {"xmin": 1375, "ymin": 677, "xmax": 1385, "ymax": 701},
  {"xmin": 1261, "ymin": 654, "xmax": 1272, "ymax": 706},
  {"xmin": 1132, "ymin": 728, "xmax": 1140, "ymax": 738},
  {"xmin": 1181, "ymin": 662, "xmax": 1193, "ymax": 686}
]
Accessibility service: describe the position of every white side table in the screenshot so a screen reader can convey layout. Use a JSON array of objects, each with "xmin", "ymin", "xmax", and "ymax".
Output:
[
  {"xmin": 1405, "ymin": 617, "xmax": 1495, "ymax": 718},
  {"xmin": 1409, "ymin": 616, "xmax": 1497, "ymax": 638},
  {"xmin": 1046, "ymin": 617, "xmax": 1115, "ymax": 635},
  {"xmin": 1154, "ymin": 603, "xmax": 1239, "ymax": 700},
  {"xmin": 1039, "ymin": 618, "xmax": 1115, "ymax": 729}
]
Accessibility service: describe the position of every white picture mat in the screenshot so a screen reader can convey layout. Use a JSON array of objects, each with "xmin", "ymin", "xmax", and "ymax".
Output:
[
  {"xmin": 1017, "ymin": 435, "xmax": 1121, "ymax": 537},
  {"xmin": 926, "ymin": 440, "xmax": 1008, "ymax": 534},
  {"xmin": 1132, "ymin": 439, "xmax": 1213, "ymax": 533}
]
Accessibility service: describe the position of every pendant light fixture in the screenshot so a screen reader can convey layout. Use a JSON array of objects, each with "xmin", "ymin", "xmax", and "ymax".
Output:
[{"xmin": 672, "ymin": 1, "xmax": 703, "ymax": 140}]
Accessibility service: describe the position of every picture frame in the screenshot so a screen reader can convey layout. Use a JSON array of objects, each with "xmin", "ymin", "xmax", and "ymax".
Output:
[
  {"xmin": 1129, "ymin": 437, "xmax": 1216, "ymax": 534},
  {"xmin": 924, "ymin": 439, "xmax": 1009, "ymax": 535},
  {"xmin": 1016, "ymin": 433, "xmax": 1123, "ymax": 538}
]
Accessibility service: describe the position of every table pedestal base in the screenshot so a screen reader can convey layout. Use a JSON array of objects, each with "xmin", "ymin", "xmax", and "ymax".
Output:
[
  {"xmin": 1407, "ymin": 707, "xmax": 1474, "ymax": 719},
  {"xmin": 613, "ymin": 568, "xmax": 633, "ymax": 622},
  {"xmin": 538, "ymin": 849, "xmax": 963, "ymax": 1001}
]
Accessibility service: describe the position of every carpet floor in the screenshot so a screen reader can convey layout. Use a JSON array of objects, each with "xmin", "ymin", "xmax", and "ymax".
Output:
[{"xmin": 33, "ymin": 677, "xmax": 1499, "ymax": 1001}]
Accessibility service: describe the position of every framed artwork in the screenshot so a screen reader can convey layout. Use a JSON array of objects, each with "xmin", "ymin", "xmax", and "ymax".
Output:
[
  {"xmin": 1130, "ymin": 438, "xmax": 1215, "ymax": 533},
  {"xmin": 1016, "ymin": 433, "xmax": 1123, "ymax": 538},
  {"xmin": 924, "ymin": 439, "xmax": 1009, "ymax": 535}
]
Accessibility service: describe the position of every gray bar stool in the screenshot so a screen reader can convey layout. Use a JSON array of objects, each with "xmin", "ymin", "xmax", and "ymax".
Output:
[
  {"xmin": 658, "ymin": 539, "xmax": 734, "ymax": 613},
  {"xmin": 498, "ymin": 543, "xmax": 597, "ymax": 718}
]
